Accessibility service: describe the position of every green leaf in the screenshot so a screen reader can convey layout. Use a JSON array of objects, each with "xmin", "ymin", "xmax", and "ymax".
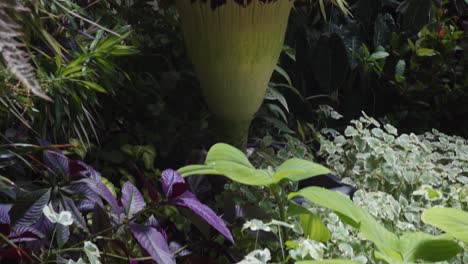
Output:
[
  {"xmin": 296, "ymin": 260, "xmax": 359, "ymax": 264},
  {"xmin": 300, "ymin": 213, "xmax": 331, "ymax": 242},
  {"xmin": 273, "ymin": 159, "xmax": 330, "ymax": 182},
  {"xmin": 421, "ymin": 208, "xmax": 468, "ymax": 243},
  {"xmin": 178, "ymin": 165, "xmax": 221, "ymax": 177},
  {"xmin": 202, "ymin": 143, "xmax": 275, "ymax": 186},
  {"xmin": 289, "ymin": 187, "xmax": 364, "ymax": 228},
  {"xmin": 205, "ymin": 143, "xmax": 253, "ymax": 168},
  {"xmin": 287, "ymin": 201, "xmax": 313, "ymax": 217},
  {"xmin": 416, "ymin": 48, "xmax": 436, "ymax": 57},
  {"xmin": 289, "ymin": 187, "xmax": 400, "ymax": 258},
  {"xmin": 179, "ymin": 144, "xmax": 331, "ymax": 187},
  {"xmin": 274, "ymin": 65, "xmax": 292, "ymax": 87},
  {"xmin": 370, "ymin": 51, "xmax": 390, "ymax": 60},
  {"xmin": 265, "ymin": 86, "xmax": 289, "ymax": 112},
  {"xmin": 78, "ymin": 81, "xmax": 107, "ymax": 93},
  {"xmin": 395, "ymin": 60, "xmax": 406, "ymax": 82},
  {"xmin": 399, "ymin": 232, "xmax": 462, "ymax": 262}
]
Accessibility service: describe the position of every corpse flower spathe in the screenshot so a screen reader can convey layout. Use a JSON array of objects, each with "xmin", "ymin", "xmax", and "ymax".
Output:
[{"xmin": 176, "ymin": 0, "xmax": 293, "ymax": 148}]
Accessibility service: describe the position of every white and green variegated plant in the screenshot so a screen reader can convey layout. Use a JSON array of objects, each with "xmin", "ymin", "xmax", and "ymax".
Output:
[
  {"xmin": 316, "ymin": 113, "xmax": 467, "ymax": 263},
  {"xmin": 179, "ymin": 141, "xmax": 466, "ymax": 263}
]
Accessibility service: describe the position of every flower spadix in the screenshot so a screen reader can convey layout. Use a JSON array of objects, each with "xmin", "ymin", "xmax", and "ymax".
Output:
[{"xmin": 176, "ymin": 0, "xmax": 293, "ymax": 148}]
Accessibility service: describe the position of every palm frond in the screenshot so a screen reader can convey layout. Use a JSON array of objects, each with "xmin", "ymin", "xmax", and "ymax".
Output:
[{"xmin": 0, "ymin": 1, "xmax": 51, "ymax": 101}]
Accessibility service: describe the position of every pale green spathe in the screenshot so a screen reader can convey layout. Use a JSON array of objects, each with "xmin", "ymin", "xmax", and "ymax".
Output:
[{"xmin": 176, "ymin": 0, "xmax": 293, "ymax": 146}]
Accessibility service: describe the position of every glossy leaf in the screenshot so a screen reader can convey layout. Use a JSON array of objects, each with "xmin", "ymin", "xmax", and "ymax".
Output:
[
  {"xmin": 121, "ymin": 182, "xmax": 146, "ymax": 218},
  {"xmin": 174, "ymin": 191, "xmax": 234, "ymax": 243},
  {"xmin": 421, "ymin": 207, "xmax": 468, "ymax": 243},
  {"xmin": 56, "ymin": 223, "xmax": 70, "ymax": 248},
  {"xmin": 297, "ymin": 260, "xmax": 359, "ymax": 264},
  {"xmin": 289, "ymin": 187, "xmax": 400, "ymax": 258},
  {"xmin": 82, "ymin": 178, "xmax": 121, "ymax": 214},
  {"xmin": 272, "ymin": 158, "xmax": 330, "ymax": 182},
  {"xmin": 162, "ymin": 169, "xmax": 188, "ymax": 198},
  {"xmin": 300, "ymin": 213, "xmax": 331, "ymax": 242},
  {"xmin": 43, "ymin": 149, "xmax": 69, "ymax": 176},
  {"xmin": 179, "ymin": 144, "xmax": 330, "ymax": 186},
  {"xmin": 399, "ymin": 232, "xmax": 462, "ymax": 262},
  {"xmin": 130, "ymin": 223, "xmax": 175, "ymax": 264},
  {"xmin": 162, "ymin": 169, "xmax": 234, "ymax": 243},
  {"xmin": 14, "ymin": 189, "xmax": 51, "ymax": 227},
  {"xmin": 62, "ymin": 197, "xmax": 88, "ymax": 232}
]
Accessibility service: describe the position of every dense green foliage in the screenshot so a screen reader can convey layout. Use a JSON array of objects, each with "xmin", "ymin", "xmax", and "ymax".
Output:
[{"xmin": 0, "ymin": 0, "xmax": 466, "ymax": 263}]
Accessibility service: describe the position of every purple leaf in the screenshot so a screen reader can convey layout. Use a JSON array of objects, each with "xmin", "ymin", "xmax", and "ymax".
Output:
[
  {"xmin": 161, "ymin": 169, "xmax": 188, "ymax": 198},
  {"xmin": 82, "ymin": 179, "xmax": 122, "ymax": 215},
  {"xmin": 62, "ymin": 197, "xmax": 89, "ymax": 232},
  {"xmin": 76, "ymin": 200, "xmax": 96, "ymax": 211},
  {"xmin": 130, "ymin": 223, "xmax": 176, "ymax": 264},
  {"xmin": 32, "ymin": 214, "xmax": 54, "ymax": 236},
  {"xmin": 56, "ymin": 223, "xmax": 69, "ymax": 248},
  {"xmin": 169, "ymin": 241, "xmax": 191, "ymax": 257},
  {"xmin": 44, "ymin": 150, "xmax": 69, "ymax": 176},
  {"xmin": 146, "ymin": 215, "xmax": 159, "ymax": 228},
  {"xmin": 14, "ymin": 190, "xmax": 51, "ymax": 228},
  {"xmin": 174, "ymin": 192, "xmax": 234, "ymax": 243},
  {"xmin": 162, "ymin": 170, "xmax": 234, "ymax": 243},
  {"xmin": 69, "ymin": 160, "xmax": 101, "ymax": 180},
  {"xmin": 66, "ymin": 183, "xmax": 101, "ymax": 203},
  {"xmin": 0, "ymin": 204, "xmax": 12, "ymax": 224},
  {"xmin": 9, "ymin": 225, "xmax": 44, "ymax": 243},
  {"xmin": 121, "ymin": 182, "xmax": 146, "ymax": 218}
]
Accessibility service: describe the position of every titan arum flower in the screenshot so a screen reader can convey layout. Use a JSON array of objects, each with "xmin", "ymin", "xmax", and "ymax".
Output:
[
  {"xmin": 176, "ymin": 0, "xmax": 293, "ymax": 148},
  {"xmin": 177, "ymin": 0, "xmax": 350, "ymax": 148}
]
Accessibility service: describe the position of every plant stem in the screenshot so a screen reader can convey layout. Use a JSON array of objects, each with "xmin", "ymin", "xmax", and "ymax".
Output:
[
  {"xmin": 270, "ymin": 185, "xmax": 288, "ymax": 242},
  {"xmin": 212, "ymin": 117, "xmax": 251, "ymax": 150}
]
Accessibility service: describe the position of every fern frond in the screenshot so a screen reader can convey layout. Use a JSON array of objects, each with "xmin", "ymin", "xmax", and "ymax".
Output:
[{"xmin": 0, "ymin": 1, "xmax": 51, "ymax": 101}]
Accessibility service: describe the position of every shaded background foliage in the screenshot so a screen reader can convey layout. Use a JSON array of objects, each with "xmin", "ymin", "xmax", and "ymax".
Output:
[{"xmin": 0, "ymin": 0, "xmax": 467, "ymax": 262}]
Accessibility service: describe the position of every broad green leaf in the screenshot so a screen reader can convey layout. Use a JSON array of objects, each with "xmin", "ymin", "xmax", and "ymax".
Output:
[
  {"xmin": 180, "ymin": 144, "xmax": 330, "ymax": 186},
  {"xmin": 399, "ymin": 232, "xmax": 462, "ymax": 262},
  {"xmin": 178, "ymin": 165, "xmax": 221, "ymax": 177},
  {"xmin": 289, "ymin": 187, "xmax": 364, "ymax": 228},
  {"xmin": 205, "ymin": 143, "xmax": 254, "ymax": 169},
  {"xmin": 205, "ymin": 160, "xmax": 274, "ymax": 186},
  {"xmin": 300, "ymin": 213, "xmax": 331, "ymax": 242},
  {"xmin": 287, "ymin": 201, "xmax": 312, "ymax": 217},
  {"xmin": 289, "ymin": 187, "xmax": 400, "ymax": 257},
  {"xmin": 370, "ymin": 51, "xmax": 389, "ymax": 60},
  {"xmin": 421, "ymin": 208, "xmax": 468, "ymax": 243},
  {"xmin": 416, "ymin": 48, "xmax": 436, "ymax": 57},
  {"xmin": 179, "ymin": 144, "xmax": 273, "ymax": 185},
  {"xmin": 297, "ymin": 260, "xmax": 359, "ymax": 264},
  {"xmin": 273, "ymin": 159, "xmax": 330, "ymax": 182}
]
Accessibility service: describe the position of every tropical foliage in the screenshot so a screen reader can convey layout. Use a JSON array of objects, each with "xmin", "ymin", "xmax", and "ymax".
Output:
[{"xmin": 0, "ymin": 0, "xmax": 466, "ymax": 263}]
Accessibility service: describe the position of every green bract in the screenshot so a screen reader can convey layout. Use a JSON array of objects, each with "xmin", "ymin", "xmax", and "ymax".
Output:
[{"xmin": 176, "ymin": 0, "xmax": 293, "ymax": 147}]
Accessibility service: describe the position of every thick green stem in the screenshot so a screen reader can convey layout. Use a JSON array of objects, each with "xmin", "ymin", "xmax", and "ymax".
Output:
[{"xmin": 212, "ymin": 117, "xmax": 251, "ymax": 150}]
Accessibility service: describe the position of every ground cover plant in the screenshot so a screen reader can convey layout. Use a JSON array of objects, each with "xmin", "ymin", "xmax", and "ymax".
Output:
[{"xmin": 0, "ymin": 0, "xmax": 467, "ymax": 263}]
